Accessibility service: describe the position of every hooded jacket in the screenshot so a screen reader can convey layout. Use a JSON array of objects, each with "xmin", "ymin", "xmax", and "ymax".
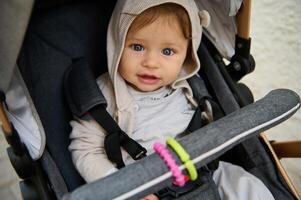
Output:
[{"xmin": 69, "ymin": 0, "xmax": 210, "ymax": 182}]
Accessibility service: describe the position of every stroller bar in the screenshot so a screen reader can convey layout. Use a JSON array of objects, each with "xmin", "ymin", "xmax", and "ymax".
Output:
[
  {"xmin": 237, "ymin": 0, "xmax": 252, "ymax": 39},
  {"xmin": 62, "ymin": 89, "xmax": 300, "ymax": 200},
  {"xmin": 0, "ymin": 102, "xmax": 12, "ymax": 135}
]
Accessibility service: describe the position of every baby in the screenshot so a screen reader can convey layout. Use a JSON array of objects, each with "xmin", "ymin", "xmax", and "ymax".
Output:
[{"xmin": 69, "ymin": 0, "xmax": 275, "ymax": 199}]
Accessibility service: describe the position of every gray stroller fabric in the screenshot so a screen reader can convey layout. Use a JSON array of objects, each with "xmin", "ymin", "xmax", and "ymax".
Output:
[
  {"xmin": 17, "ymin": 1, "xmax": 117, "ymax": 190},
  {"xmin": 0, "ymin": 0, "xmax": 33, "ymax": 92},
  {"xmin": 198, "ymin": 43, "xmax": 297, "ymax": 200},
  {"xmin": 62, "ymin": 89, "xmax": 300, "ymax": 200}
]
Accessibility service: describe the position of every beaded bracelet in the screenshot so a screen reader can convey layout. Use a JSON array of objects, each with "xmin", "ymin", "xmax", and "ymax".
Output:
[
  {"xmin": 153, "ymin": 142, "xmax": 186, "ymax": 187},
  {"xmin": 166, "ymin": 137, "xmax": 198, "ymax": 181}
]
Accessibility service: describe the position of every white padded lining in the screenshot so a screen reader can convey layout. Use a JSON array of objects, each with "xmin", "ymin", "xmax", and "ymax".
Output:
[{"xmin": 5, "ymin": 67, "xmax": 45, "ymax": 160}]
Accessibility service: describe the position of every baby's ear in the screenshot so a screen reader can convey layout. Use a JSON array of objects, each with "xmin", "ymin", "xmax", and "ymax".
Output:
[{"xmin": 198, "ymin": 10, "xmax": 210, "ymax": 28}]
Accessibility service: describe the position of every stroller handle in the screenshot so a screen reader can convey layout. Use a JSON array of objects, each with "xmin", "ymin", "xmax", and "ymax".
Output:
[
  {"xmin": 0, "ymin": 102, "xmax": 12, "ymax": 135},
  {"xmin": 237, "ymin": 0, "xmax": 252, "ymax": 39}
]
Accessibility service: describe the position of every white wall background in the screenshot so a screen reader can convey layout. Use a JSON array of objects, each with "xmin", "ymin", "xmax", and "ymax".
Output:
[{"xmin": 242, "ymin": 0, "xmax": 301, "ymax": 194}]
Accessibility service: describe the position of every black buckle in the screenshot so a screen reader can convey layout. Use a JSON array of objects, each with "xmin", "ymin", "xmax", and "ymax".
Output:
[
  {"xmin": 119, "ymin": 131, "xmax": 147, "ymax": 160},
  {"xmin": 155, "ymin": 166, "xmax": 218, "ymax": 199},
  {"xmin": 133, "ymin": 147, "xmax": 147, "ymax": 160},
  {"xmin": 156, "ymin": 179, "xmax": 203, "ymax": 199}
]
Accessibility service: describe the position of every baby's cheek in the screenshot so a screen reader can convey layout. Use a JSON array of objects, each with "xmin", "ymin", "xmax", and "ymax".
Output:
[{"xmin": 171, "ymin": 72, "xmax": 181, "ymax": 82}]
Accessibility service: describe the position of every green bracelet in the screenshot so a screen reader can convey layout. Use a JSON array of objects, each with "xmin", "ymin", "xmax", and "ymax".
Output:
[
  {"xmin": 184, "ymin": 160, "xmax": 198, "ymax": 181},
  {"xmin": 166, "ymin": 137, "xmax": 198, "ymax": 181}
]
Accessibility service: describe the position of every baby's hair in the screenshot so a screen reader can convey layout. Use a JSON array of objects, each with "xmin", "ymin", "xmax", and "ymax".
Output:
[{"xmin": 128, "ymin": 3, "xmax": 192, "ymax": 40}]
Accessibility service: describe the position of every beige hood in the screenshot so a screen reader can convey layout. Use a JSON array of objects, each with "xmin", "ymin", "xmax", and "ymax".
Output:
[{"xmin": 106, "ymin": 0, "xmax": 210, "ymax": 110}]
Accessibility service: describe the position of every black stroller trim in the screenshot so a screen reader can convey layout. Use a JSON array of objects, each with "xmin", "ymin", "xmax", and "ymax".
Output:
[{"xmin": 62, "ymin": 89, "xmax": 300, "ymax": 200}]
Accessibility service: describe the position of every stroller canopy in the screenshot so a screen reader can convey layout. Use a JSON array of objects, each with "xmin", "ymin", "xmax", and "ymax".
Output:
[
  {"xmin": 0, "ymin": 0, "xmax": 241, "ymax": 94},
  {"xmin": 0, "ymin": 0, "xmax": 33, "ymax": 92}
]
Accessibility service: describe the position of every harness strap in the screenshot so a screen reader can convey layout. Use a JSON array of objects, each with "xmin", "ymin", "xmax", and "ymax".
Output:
[
  {"xmin": 64, "ymin": 58, "xmax": 147, "ymax": 168},
  {"xmin": 187, "ymin": 75, "xmax": 224, "ymax": 133},
  {"xmin": 89, "ymin": 105, "xmax": 147, "ymax": 168},
  {"xmin": 207, "ymin": 99, "xmax": 224, "ymax": 121}
]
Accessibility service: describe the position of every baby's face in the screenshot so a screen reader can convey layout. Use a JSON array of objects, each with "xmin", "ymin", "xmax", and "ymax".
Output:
[{"xmin": 118, "ymin": 16, "xmax": 189, "ymax": 92}]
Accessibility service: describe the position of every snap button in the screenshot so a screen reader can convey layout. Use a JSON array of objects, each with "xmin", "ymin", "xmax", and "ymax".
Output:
[{"xmin": 134, "ymin": 104, "xmax": 139, "ymax": 111}]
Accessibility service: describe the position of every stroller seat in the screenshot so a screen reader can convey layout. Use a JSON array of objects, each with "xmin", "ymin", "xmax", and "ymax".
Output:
[
  {"xmin": 0, "ymin": 0, "xmax": 300, "ymax": 199},
  {"xmin": 16, "ymin": 0, "xmax": 117, "ymax": 191}
]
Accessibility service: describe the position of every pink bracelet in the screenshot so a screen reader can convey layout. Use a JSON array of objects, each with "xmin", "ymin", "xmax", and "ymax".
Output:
[{"xmin": 153, "ymin": 142, "xmax": 186, "ymax": 187}]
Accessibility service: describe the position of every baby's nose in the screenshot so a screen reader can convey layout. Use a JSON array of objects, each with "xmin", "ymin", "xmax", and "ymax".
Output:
[{"xmin": 142, "ymin": 52, "xmax": 159, "ymax": 69}]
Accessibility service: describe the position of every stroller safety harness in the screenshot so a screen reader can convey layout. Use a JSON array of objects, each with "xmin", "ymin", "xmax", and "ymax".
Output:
[
  {"xmin": 64, "ymin": 57, "xmax": 224, "ymax": 171},
  {"xmin": 64, "ymin": 58, "xmax": 147, "ymax": 168}
]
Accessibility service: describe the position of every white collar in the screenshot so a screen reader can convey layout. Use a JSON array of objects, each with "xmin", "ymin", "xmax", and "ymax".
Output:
[{"xmin": 127, "ymin": 86, "xmax": 173, "ymax": 102}]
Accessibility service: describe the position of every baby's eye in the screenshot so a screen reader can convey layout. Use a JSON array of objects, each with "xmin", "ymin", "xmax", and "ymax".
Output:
[
  {"xmin": 162, "ymin": 48, "xmax": 174, "ymax": 56},
  {"xmin": 131, "ymin": 44, "xmax": 144, "ymax": 51}
]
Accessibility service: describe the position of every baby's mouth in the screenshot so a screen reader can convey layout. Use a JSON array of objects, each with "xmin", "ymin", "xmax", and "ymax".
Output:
[{"xmin": 137, "ymin": 74, "xmax": 160, "ymax": 84}]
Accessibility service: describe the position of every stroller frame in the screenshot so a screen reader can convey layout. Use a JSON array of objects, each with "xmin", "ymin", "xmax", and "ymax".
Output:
[{"xmin": 0, "ymin": 0, "xmax": 301, "ymax": 199}]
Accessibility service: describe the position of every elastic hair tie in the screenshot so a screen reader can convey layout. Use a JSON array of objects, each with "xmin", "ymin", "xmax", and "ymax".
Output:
[
  {"xmin": 153, "ymin": 142, "xmax": 186, "ymax": 187},
  {"xmin": 166, "ymin": 137, "xmax": 198, "ymax": 181}
]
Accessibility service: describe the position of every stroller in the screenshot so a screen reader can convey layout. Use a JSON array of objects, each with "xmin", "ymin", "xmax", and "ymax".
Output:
[{"xmin": 0, "ymin": 0, "xmax": 300, "ymax": 199}]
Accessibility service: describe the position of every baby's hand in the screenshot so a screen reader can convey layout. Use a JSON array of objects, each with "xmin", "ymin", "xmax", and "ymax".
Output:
[{"xmin": 140, "ymin": 194, "xmax": 159, "ymax": 200}]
